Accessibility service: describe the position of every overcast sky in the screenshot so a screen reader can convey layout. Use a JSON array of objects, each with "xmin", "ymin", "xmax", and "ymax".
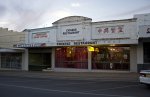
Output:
[{"xmin": 0, "ymin": 0, "xmax": 150, "ymax": 31}]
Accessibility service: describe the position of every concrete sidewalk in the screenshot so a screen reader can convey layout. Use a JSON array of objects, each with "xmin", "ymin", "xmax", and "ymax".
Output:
[{"xmin": 0, "ymin": 70, "xmax": 139, "ymax": 82}]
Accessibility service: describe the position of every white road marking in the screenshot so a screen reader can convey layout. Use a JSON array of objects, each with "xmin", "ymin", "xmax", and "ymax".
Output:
[
  {"xmin": 84, "ymin": 84, "xmax": 141, "ymax": 92},
  {"xmin": 0, "ymin": 83, "xmax": 135, "ymax": 97},
  {"xmin": 0, "ymin": 76, "xmax": 138, "ymax": 82},
  {"xmin": 55, "ymin": 81, "xmax": 97, "ymax": 86}
]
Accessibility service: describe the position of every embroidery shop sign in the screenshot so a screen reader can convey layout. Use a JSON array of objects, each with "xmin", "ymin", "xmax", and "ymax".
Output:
[{"xmin": 32, "ymin": 32, "xmax": 48, "ymax": 39}]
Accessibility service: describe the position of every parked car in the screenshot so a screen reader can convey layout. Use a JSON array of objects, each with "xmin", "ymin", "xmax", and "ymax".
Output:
[{"xmin": 139, "ymin": 70, "xmax": 150, "ymax": 87}]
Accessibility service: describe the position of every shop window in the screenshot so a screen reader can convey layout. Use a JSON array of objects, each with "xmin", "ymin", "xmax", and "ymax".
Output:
[
  {"xmin": 55, "ymin": 47, "xmax": 88, "ymax": 69},
  {"xmin": 92, "ymin": 47, "xmax": 130, "ymax": 70},
  {"xmin": 144, "ymin": 42, "xmax": 150, "ymax": 63},
  {"xmin": 1, "ymin": 53, "xmax": 22, "ymax": 69}
]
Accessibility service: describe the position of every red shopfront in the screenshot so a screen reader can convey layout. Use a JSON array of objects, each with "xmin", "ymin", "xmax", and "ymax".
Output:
[
  {"xmin": 55, "ymin": 47, "xmax": 88, "ymax": 69},
  {"xmin": 55, "ymin": 46, "xmax": 130, "ymax": 71}
]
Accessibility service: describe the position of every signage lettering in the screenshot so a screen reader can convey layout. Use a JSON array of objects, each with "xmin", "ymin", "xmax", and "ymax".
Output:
[
  {"xmin": 74, "ymin": 41, "xmax": 97, "ymax": 45},
  {"xmin": 57, "ymin": 42, "xmax": 70, "ymax": 45},
  {"xmin": 32, "ymin": 32, "xmax": 48, "ymax": 38},
  {"xmin": 63, "ymin": 28, "xmax": 79, "ymax": 35},
  {"xmin": 57, "ymin": 41, "xmax": 97, "ymax": 46},
  {"xmin": 97, "ymin": 25, "xmax": 124, "ymax": 34},
  {"xmin": 14, "ymin": 43, "xmax": 46, "ymax": 48}
]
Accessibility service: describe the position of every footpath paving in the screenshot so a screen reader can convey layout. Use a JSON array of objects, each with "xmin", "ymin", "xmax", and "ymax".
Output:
[{"xmin": 0, "ymin": 70, "xmax": 139, "ymax": 82}]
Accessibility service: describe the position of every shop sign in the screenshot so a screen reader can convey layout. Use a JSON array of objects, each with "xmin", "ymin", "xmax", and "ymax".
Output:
[
  {"xmin": 63, "ymin": 28, "xmax": 79, "ymax": 35},
  {"xmin": 97, "ymin": 25, "xmax": 124, "ymax": 34},
  {"xmin": 32, "ymin": 32, "xmax": 48, "ymax": 39},
  {"xmin": 57, "ymin": 42, "xmax": 71, "ymax": 46},
  {"xmin": 14, "ymin": 43, "xmax": 46, "ymax": 48},
  {"xmin": 57, "ymin": 41, "xmax": 97, "ymax": 46},
  {"xmin": 74, "ymin": 41, "xmax": 97, "ymax": 45}
]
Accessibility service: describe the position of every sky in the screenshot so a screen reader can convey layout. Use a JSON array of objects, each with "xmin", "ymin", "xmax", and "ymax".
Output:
[{"xmin": 0, "ymin": 0, "xmax": 150, "ymax": 31}]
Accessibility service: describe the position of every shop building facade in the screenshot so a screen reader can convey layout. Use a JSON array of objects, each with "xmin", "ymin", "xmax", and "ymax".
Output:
[
  {"xmin": 15, "ymin": 13, "xmax": 150, "ymax": 72},
  {"xmin": 0, "ymin": 28, "xmax": 26, "ymax": 70}
]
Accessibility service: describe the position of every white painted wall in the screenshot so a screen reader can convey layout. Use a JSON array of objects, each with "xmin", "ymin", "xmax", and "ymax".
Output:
[
  {"xmin": 25, "ymin": 14, "xmax": 150, "ymax": 45},
  {"xmin": 28, "ymin": 19, "xmax": 138, "ymax": 45},
  {"xmin": 134, "ymin": 13, "xmax": 150, "ymax": 26},
  {"xmin": 83, "ymin": 23, "xmax": 92, "ymax": 41},
  {"xmin": 134, "ymin": 13, "xmax": 150, "ymax": 38}
]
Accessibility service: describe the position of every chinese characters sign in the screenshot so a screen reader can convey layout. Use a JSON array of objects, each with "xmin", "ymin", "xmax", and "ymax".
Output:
[
  {"xmin": 97, "ymin": 25, "xmax": 124, "ymax": 34},
  {"xmin": 32, "ymin": 32, "xmax": 48, "ymax": 39}
]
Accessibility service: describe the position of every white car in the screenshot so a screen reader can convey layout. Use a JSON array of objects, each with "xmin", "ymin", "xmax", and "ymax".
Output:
[{"xmin": 139, "ymin": 70, "xmax": 150, "ymax": 87}]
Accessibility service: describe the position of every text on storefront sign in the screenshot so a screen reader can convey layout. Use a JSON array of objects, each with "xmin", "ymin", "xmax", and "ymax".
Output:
[
  {"xmin": 57, "ymin": 41, "xmax": 97, "ymax": 46},
  {"xmin": 63, "ymin": 28, "xmax": 79, "ymax": 35},
  {"xmin": 97, "ymin": 25, "xmax": 124, "ymax": 34},
  {"xmin": 32, "ymin": 32, "xmax": 48, "ymax": 38}
]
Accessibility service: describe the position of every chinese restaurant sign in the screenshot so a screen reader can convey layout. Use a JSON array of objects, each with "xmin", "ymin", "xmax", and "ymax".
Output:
[
  {"xmin": 63, "ymin": 28, "xmax": 79, "ymax": 35},
  {"xmin": 57, "ymin": 25, "xmax": 83, "ymax": 41},
  {"xmin": 96, "ymin": 25, "xmax": 124, "ymax": 34},
  {"xmin": 57, "ymin": 41, "xmax": 97, "ymax": 46}
]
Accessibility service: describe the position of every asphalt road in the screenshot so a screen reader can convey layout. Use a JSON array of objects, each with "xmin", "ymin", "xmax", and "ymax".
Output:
[{"xmin": 0, "ymin": 75, "xmax": 149, "ymax": 97}]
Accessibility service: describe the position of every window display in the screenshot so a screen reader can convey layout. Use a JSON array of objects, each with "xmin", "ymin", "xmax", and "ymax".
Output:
[
  {"xmin": 55, "ymin": 47, "xmax": 88, "ymax": 69},
  {"xmin": 1, "ymin": 53, "xmax": 22, "ymax": 69},
  {"xmin": 92, "ymin": 47, "xmax": 130, "ymax": 70}
]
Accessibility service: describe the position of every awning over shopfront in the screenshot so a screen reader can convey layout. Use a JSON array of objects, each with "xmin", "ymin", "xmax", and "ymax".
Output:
[
  {"xmin": 14, "ymin": 38, "xmax": 138, "ymax": 48},
  {"xmin": 0, "ymin": 48, "xmax": 25, "ymax": 52}
]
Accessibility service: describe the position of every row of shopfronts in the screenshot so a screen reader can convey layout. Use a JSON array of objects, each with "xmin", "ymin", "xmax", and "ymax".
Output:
[
  {"xmin": 13, "ymin": 46, "xmax": 130, "ymax": 71},
  {"xmin": 55, "ymin": 46, "xmax": 130, "ymax": 70},
  {"xmin": 0, "ymin": 13, "xmax": 150, "ymax": 72},
  {"xmin": 0, "ymin": 44, "xmax": 148, "ymax": 72}
]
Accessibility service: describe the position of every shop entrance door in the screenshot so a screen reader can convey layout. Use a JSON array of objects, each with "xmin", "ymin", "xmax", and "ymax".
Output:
[{"xmin": 29, "ymin": 53, "xmax": 51, "ymax": 71}]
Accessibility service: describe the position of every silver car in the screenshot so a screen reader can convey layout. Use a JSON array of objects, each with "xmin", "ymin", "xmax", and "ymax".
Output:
[{"xmin": 139, "ymin": 70, "xmax": 150, "ymax": 87}]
